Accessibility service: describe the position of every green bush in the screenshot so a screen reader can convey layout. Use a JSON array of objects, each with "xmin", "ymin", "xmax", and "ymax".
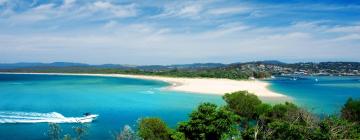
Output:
[
  {"xmin": 266, "ymin": 102, "xmax": 299, "ymax": 121},
  {"xmin": 319, "ymin": 116, "xmax": 360, "ymax": 139},
  {"xmin": 223, "ymin": 91, "xmax": 262, "ymax": 119},
  {"xmin": 177, "ymin": 103, "xmax": 239, "ymax": 140},
  {"xmin": 138, "ymin": 118, "xmax": 172, "ymax": 140},
  {"xmin": 341, "ymin": 98, "xmax": 360, "ymax": 123}
]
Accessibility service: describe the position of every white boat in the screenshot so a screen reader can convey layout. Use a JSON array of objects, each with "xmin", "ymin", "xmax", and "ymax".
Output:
[{"xmin": 75, "ymin": 114, "xmax": 99, "ymax": 123}]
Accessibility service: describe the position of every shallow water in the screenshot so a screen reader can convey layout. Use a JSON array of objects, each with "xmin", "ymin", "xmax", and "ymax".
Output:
[{"xmin": 0, "ymin": 74, "xmax": 223, "ymax": 140}]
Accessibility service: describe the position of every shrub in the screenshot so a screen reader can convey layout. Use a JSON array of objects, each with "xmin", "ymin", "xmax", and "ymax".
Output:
[
  {"xmin": 223, "ymin": 91, "xmax": 262, "ymax": 119},
  {"xmin": 138, "ymin": 118, "xmax": 171, "ymax": 140},
  {"xmin": 177, "ymin": 103, "xmax": 239, "ymax": 140},
  {"xmin": 341, "ymin": 98, "xmax": 360, "ymax": 122}
]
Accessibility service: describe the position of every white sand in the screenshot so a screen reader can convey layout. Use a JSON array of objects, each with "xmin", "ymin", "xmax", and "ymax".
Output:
[{"xmin": 0, "ymin": 72, "xmax": 288, "ymax": 99}]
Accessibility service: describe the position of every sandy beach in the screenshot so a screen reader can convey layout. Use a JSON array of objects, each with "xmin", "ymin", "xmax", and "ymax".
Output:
[{"xmin": 0, "ymin": 72, "xmax": 288, "ymax": 99}]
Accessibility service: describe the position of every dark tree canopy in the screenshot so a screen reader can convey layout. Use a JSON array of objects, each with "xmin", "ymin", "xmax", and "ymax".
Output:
[
  {"xmin": 266, "ymin": 102, "xmax": 299, "ymax": 120},
  {"xmin": 341, "ymin": 98, "xmax": 360, "ymax": 123},
  {"xmin": 319, "ymin": 116, "xmax": 360, "ymax": 139},
  {"xmin": 223, "ymin": 91, "xmax": 262, "ymax": 119},
  {"xmin": 138, "ymin": 118, "xmax": 171, "ymax": 140},
  {"xmin": 177, "ymin": 103, "xmax": 239, "ymax": 140}
]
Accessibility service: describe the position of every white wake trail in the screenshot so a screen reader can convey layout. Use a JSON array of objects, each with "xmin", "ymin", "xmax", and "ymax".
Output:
[{"xmin": 0, "ymin": 111, "xmax": 98, "ymax": 124}]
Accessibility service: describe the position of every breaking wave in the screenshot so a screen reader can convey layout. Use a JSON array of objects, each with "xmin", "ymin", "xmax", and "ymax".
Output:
[{"xmin": 0, "ymin": 111, "xmax": 98, "ymax": 124}]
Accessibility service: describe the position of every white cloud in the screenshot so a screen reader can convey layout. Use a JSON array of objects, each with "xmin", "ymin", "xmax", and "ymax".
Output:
[
  {"xmin": 326, "ymin": 25, "xmax": 360, "ymax": 33},
  {"xmin": 90, "ymin": 1, "xmax": 137, "ymax": 18},
  {"xmin": 178, "ymin": 5, "xmax": 202, "ymax": 17},
  {"xmin": 92, "ymin": 1, "xmax": 112, "ymax": 9},
  {"xmin": 2, "ymin": 1, "xmax": 138, "ymax": 24},
  {"xmin": 334, "ymin": 34, "xmax": 360, "ymax": 41},
  {"xmin": 61, "ymin": 0, "xmax": 76, "ymax": 9},
  {"xmin": 64, "ymin": 0, "xmax": 76, "ymax": 5},
  {"xmin": 198, "ymin": 23, "xmax": 249, "ymax": 39},
  {"xmin": 32, "ymin": 3, "xmax": 55, "ymax": 11},
  {"xmin": 0, "ymin": 1, "xmax": 360, "ymax": 64},
  {"xmin": 5, "ymin": 3, "xmax": 57, "ymax": 23},
  {"xmin": 207, "ymin": 6, "xmax": 250, "ymax": 15},
  {"xmin": 153, "ymin": 1, "xmax": 208, "ymax": 19},
  {"xmin": 1, "ymin": 21, "xmax": 359, "ymax": 64}
]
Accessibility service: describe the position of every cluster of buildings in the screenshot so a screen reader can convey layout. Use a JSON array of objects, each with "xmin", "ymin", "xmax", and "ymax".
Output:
[{"xmin": 238, "ymin": 63, "xmax": 360, "ymax": 76}]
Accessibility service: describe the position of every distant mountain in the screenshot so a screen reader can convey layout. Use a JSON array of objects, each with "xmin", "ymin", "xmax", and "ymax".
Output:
[
  {"xmin": 0, "ymin": 62, "xmax": 226, "ymax": 70},
  {"xmin": 47, "ymin": 62, "xmax": 89, "ymax": 67},
  {"xmin": 0, "ymin": 62, "xmax": 89, "ymax": 69},
  {"xmin": 137, "ymin": 63, "xmax": 226, "ymax": 71},
  {"xmin": 1, "ymin": 61, "xmax": 359, "ymax": 77},
  {"xmin": 95, "ymin": 64, "xmax": 134, "ymax": 69},
  {"xmin": 258, "ymin": 60, "xmax": 286, "ymax": 65},
  {"xmin": 235, "ymin": 60, "xmax": 286, "ymax": 65}
]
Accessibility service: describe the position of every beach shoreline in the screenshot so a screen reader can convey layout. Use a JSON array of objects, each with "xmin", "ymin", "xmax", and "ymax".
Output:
[{"xmin": 0, "ymin": 72, "xmax": 289, "ymax": 100}]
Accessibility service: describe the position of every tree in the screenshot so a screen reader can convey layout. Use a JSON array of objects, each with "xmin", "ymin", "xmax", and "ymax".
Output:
[
  {"xmin": 170, "ymin": 131, "xmax": 186, "ymax": 140},
  {"xmin": 243, "ymin": 117, "xmax": 323, "ymax": 140},
  {"xmin": 177, "ymin": 103, "xmax": 239, "ymax": 140},
  {"xmin": 341, "ymin": 98, "xmax": 360, "ymax": 122},
  {"xmin": 265, "ymin": 120, "xmax": 312, "ymax": 140},
  {"xmin": 243, "ymin": 102, "xmax": 323, "ymax": 140},
  {"xmin": 319, "ymin": 116, "xmax": 360, "ymax": 139},
  {"xmin": 266, "ymin": 102, "xmax": 299, "ymax": 121},
  {"xmin": 255, "ymin": 103, "xmax": 272, "ymax": 117},
  {"xmin": 138, "ymin": 118, "xmax": 171, "ymax": 140},
  {"xmin": 48, "ymin": 123, "xmax": 62, "ymax": 140},
  {"xmin": 223, "ymin": 91, "xmax": 262, "ymax": 119},
  {"xmin": 114, "ymin": 125, "xmax": 139, "ymax": 140}
]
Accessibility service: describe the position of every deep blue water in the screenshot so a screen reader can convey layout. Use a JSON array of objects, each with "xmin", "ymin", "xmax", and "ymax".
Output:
[
  {"xmin": 0, "ymin": 74, "xmax": 223, "ymax": 140},
  {"xmin": 267, "ymin": 76, "xmax": 360, "ymax": 114}
]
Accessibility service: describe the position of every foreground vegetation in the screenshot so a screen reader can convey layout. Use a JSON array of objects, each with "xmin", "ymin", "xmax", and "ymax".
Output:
[{"xmin": 48, "ymin": 91, "xmax": 360, "ymax": 140}]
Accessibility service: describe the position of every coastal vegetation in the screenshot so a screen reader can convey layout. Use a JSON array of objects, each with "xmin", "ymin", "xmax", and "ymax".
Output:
[
  {"xmin": 341, "ymin": 98, "xmax": 360, "ymax": 123},
  {"xmin": 138, "ymin": 118, "xmax": 172, "ymax": 140},
  {"xmin": 47, "ymin": 91, "xmax": 360, "ymax": 140},
  {"xmin": 0, "ymin": 67, "xmax": 271, "ymax": 79}
]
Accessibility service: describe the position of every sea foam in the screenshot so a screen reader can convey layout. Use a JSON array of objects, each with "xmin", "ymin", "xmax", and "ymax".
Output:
[{"xmin": 0, "ymin": 111, "xmax": 98, "ymax": 124}]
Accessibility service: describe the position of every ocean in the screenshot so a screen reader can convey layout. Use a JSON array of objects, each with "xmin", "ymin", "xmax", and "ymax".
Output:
[
  {"xmin": 0, "ymin": 74, "xmax": 223, "ymax": 140},
  {"xmin": 0, "ymin": 74, "xmax": 359, "ymax": 139},
  {"xmin": 267, "ymin": 76, "xmax": 360, "ymax": 114}
]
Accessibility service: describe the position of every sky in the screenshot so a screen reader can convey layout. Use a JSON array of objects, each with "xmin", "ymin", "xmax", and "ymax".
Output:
[{"xmin": 0, "ymin": 0, "xmax": 359, "ymax": 65}]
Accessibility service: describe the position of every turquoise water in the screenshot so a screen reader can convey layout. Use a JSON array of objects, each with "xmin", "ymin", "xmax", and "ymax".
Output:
[
  {"xmin": 1, "ymin": 74, "xmax": 360, "ymax": 139},
  {"xmin": 0, "ymin": 74, "xmax": 223, "ymax": 140},
  {"xmin": 267, "ymin": 76, "xmax": 360, "ymax": 114}
]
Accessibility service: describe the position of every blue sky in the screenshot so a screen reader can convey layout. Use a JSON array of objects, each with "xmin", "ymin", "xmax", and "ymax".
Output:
[{"xmin": 0, "ymin": 0, "xmax": 359, "ymax": 64}]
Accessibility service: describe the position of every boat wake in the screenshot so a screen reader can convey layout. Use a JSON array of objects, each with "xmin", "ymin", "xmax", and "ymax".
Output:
[
  {"xmin": 0, "ymin": 111, "xmax": 98, "ymax": 124},
  {"xmin": 141, "ymin": 90, "xmax": 155, "ymax": 94}
]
